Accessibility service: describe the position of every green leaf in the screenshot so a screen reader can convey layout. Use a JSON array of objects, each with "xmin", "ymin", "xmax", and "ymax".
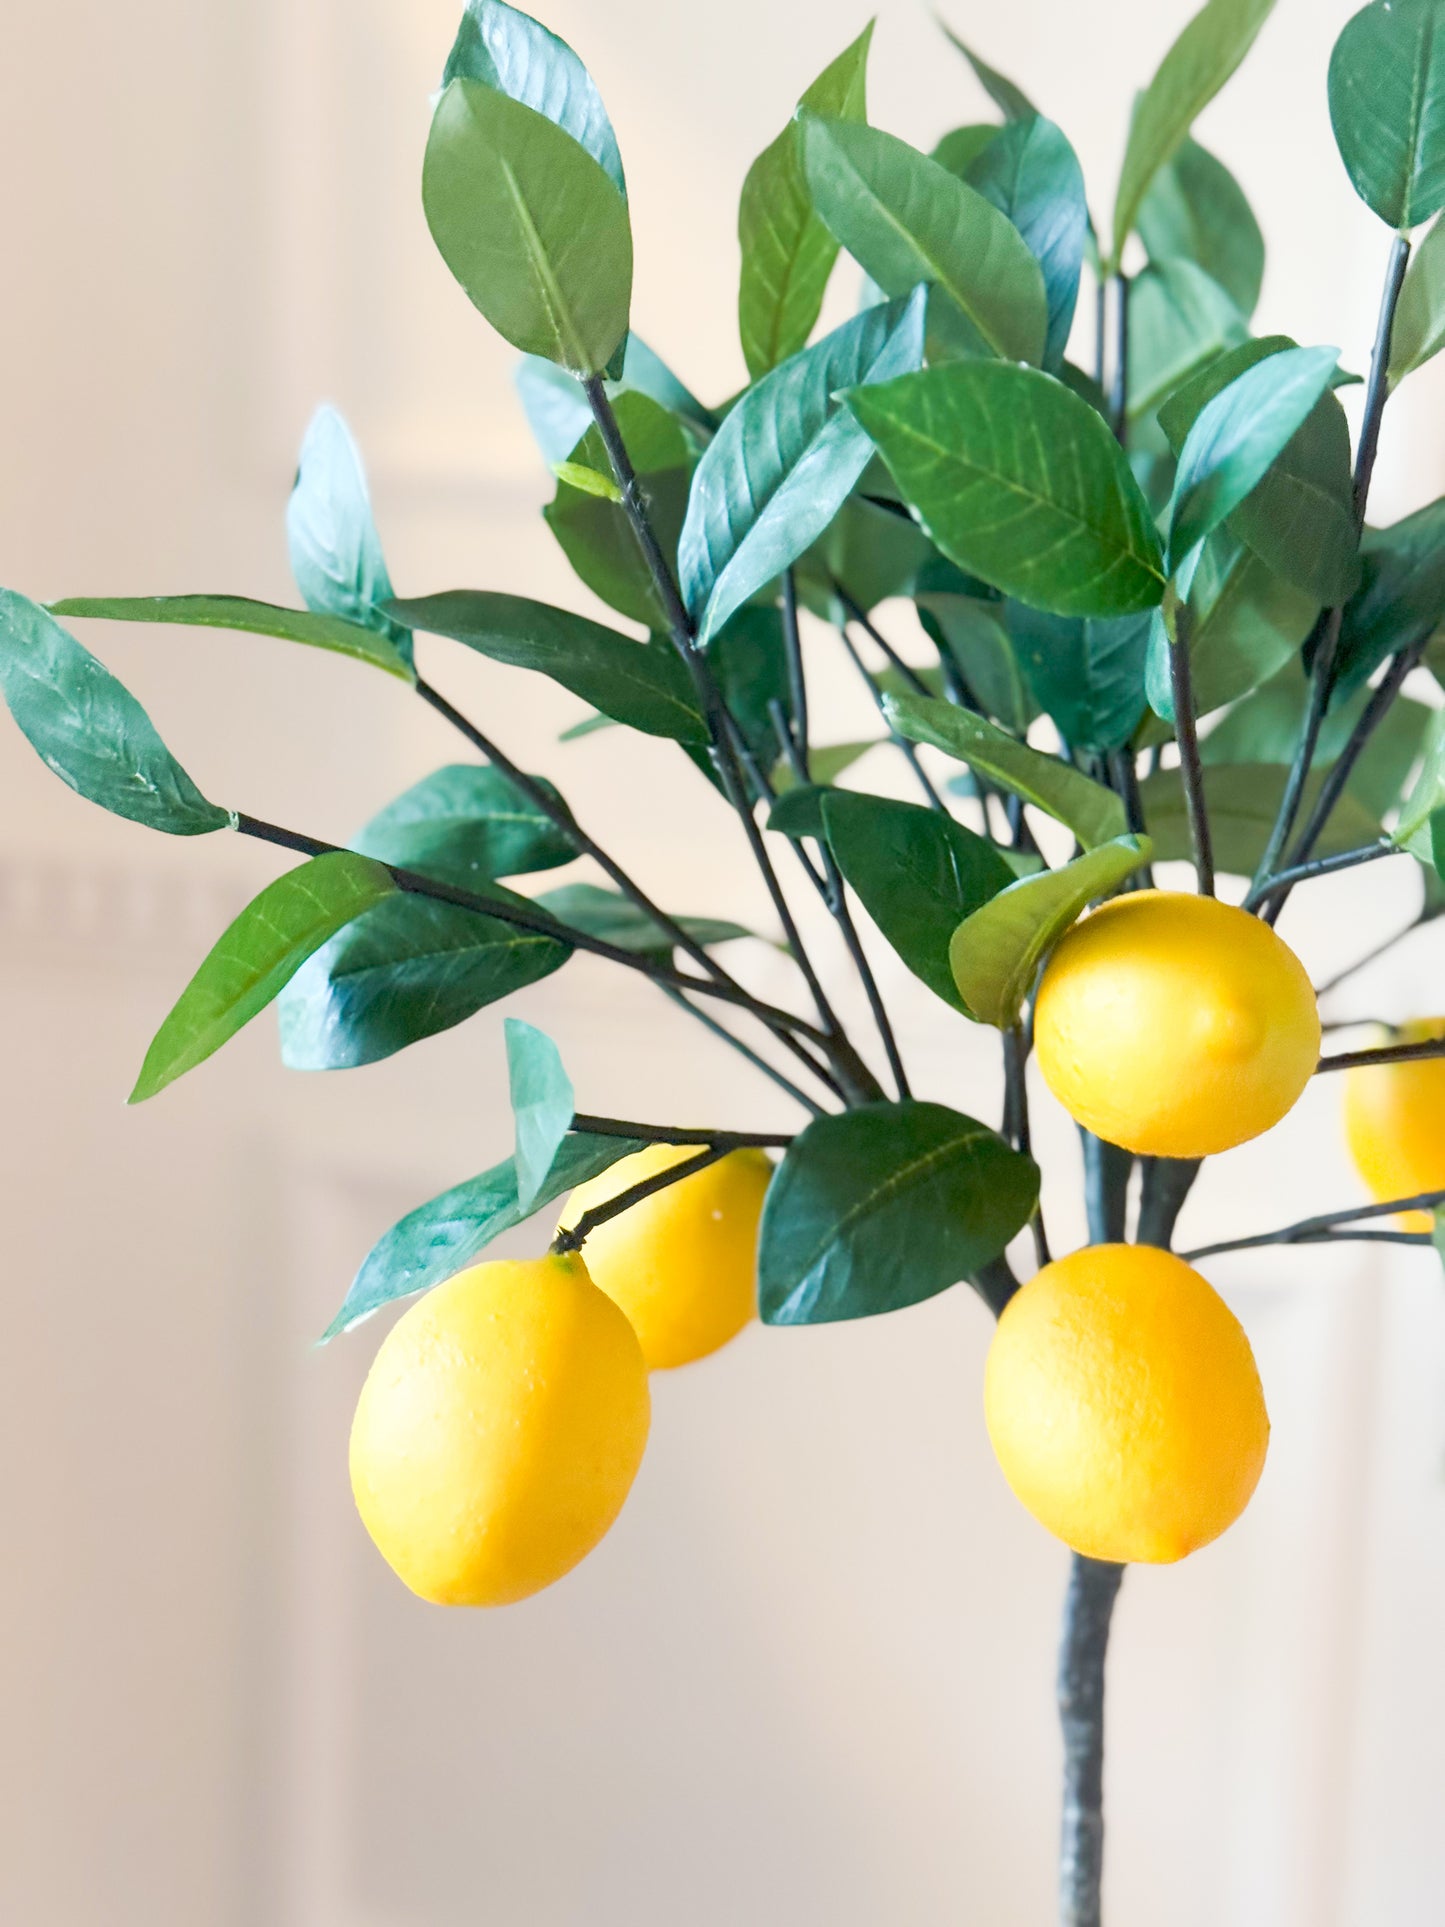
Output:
[
  {"xmin": 849, "ymin": 364, "xmax": 1166, "ymax": 618},
  {"xmin": 130, "ymin": 854, "xmax": 395, "ymax": 1102},
  {"xmin": 277, "ymin": 890, "xmax": 571, "ymax": 1070},
  {"xmin": 738, "ymin": 24, "xmax": 874, "ymax": 380},
  {"xmin": 937, "ymin": 22, "xmax": 1039, "ymax": 122},
  {"xmin": 797, "ymin": 493, "xmax": 937, "ymax": 616},
  {"xmin": 931, "ymin": 126, "xmax": 1002, "ymax": 178},
  {"xmin": 767, "ymin": 784, "xmax": 831, "ymax": 839},
  {"xmin": 441, "ymin": 0, "xmax": 625, "ymax": 194},
  {"xmin": 758, "ymin": 1101, "xmax": 1039, "ymax": 1325},
  {"xmin": 915, "ymin": 563, "xmax": 1039, "ymax": 733},
  {"xmin": 49, "ymin": 593, "xmax": 414, "ymax": 682},
  {"xmin": 1127, "ymin": 259, "xmax": 1250, "ymax": 423},
  {"xmin": 1139, "ymin": 760, "xmax": 1380, "ymax": 874},
  {"xmin": 706, "ymin": 605, "xmax": 793, "ymax": 771},
  {"xmin": 516, "ymin": 334, "xmax": 714, "ymax": 467},
  {"xmin": 0, "ymin": 591, "xmax": 231, "ymax": 836},
  {"xmin": 885, "ymin": 692, "xmax": 1130, "ymax": 847},
  {"xmin": 423, "ymin": 78, "xmax": 632, "ymax": 373},
  {"xmin": 1008, "ymin": 608, "xmax": 1152, "ymax": 752},
  {"xmin": 533, "ymin": 880, "xmax": 750, "ymax": 957},
  {"xmin": 1167, "ymin": 345, "xmax": 1341, "ymax": 566},
  {"xmin": 1390, "ymin": 213, "xmax": 1445, "ymax": 383},
  {"xmin": 1158, "ymin": 337, "xmax": 1360, "ymax": 606},
  {"xmin": 503, "ymin": 1017, "xmax": 576, "ymax": 1212},
  {"xmin": 553, "ymin": 460, "xmax": 622, "ymax": 501},
  {"xmin": 1337, "ymin": 497, "xmax": 1445, "ymax": 697},
  {"xmin": 965, "ymin": 117, "xmax": 1088, "ymax": 370},
  {"xmin": 353, "ymin": 764, "xmax": 578, "ymax": 887},
  {"xmin": 1389, "ymin": 706, "xmax": 1444, "ymax": 847},
  {"xmin": 949, "ymin": 836, "xmax": 1153, "ymax": 1027},
  {"xmin": 799, "ymin": 115, "xmax": 1048, "ymax": 365},
  {"xmin": 1147, "ymin": 529, "xmax": 1319, "ymax": 723},
  {"xmin": 286, "ymin": 407, "xmax": 413, "ymax": 669},
  {"xmin": 1329, "ymin": 0, "xmax": 1445, "ymax": 230},
  {"xmin": 1137, "ymin": 137, "xmax": 1266, "ymax": 318},
  {"xmin": 773, "ymin": 740, "xmax": 880, "ymax": 792},
  {"xmin": 324, "ymin": 1131, "xmax": 643, "ymax": 1339},
  {"xmin": 820, "ymin": 791, "xmax": 1016, "ymax": 1009},
  {"xmin": 386, "ymin": 591, "xmax": 707, "ymax": 744},
  {"xmin": 1112, "ymin": 0, "xmax": 1278, "ymax": 263},
  {"xmin": 679, "ymin": 291, "xmax": 927, "ymax": 644}
]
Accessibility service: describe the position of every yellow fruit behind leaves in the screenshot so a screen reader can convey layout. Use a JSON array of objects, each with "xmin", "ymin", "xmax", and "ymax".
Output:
[
  {"xmin": 350, "ymin": 1253, "xmax": 650, "ymax": 1607},
  {"xmin": 1343, "ymin": 1017, "xmax": 1445, "ymax": 1231},
  {"xmin": 985, "ymin": 1244, "xmax": 1269, "ymax": 1565}
]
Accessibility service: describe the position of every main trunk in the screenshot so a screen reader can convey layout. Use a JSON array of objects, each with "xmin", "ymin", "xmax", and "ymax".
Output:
[{"xmin": 1057, "ymin": 1553, "xmax": 1125, "ymax": 1927}]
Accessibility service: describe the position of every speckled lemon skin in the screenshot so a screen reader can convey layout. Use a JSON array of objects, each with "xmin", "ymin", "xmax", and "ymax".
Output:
[
  {"xmin": 1034, "ymin": 890, "xmax": 1320, "ymax": 1159},
  {"xmin": 1344, "ymin": 1017, "xmax": 1445, "ymax": 1231},
  {"xmin": 556, "ymin": 1144, "xmax": 772, "ymax": 1370},
  {"xmin": 349, "ymin": 1254, "xmax": 650, "ymax": 1607},
  {"xmin": 985, "ymin": 1244, "xmax": 1270, "ymax": 1565}
]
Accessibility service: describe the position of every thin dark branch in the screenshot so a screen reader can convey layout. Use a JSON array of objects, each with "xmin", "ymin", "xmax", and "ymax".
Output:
[
  {"xmin": 1108, "ymin": 271, "xmax": 1130, "ymax": 443},
  {"xmin": 1182, "ymin": 1187, "xmax": 1445, "ymax": 1260},
  {"xmin": 1166, "ymin": 603, "xmax": 1214, "ymax": 896},
  {"xmin": 1317, "ymin": 1036, "xmax": 1445, "ymax": 1074},
  {"xmin": 835, "ymin": 618, "xmax": 950, "ymax": 813},
  {"xmin": 1058, "ymin": 1555, "xmax": 1125, "ymax": 1927},
  {"xmin": 551, "ymin": 1146, "xmax": 727, "ymax": 1254},
  {"xmin": 1005, "ymin": 1025, "xmax": 1050, "ymax": 1267},
  {"xmin": 570, "ymin": 1113, "xmax": 793, "ymax": 1149},
  {"xmin": 781, "ymin": 570, "xmax": 809, "ymax": 769},
  {"xmin": 658, "ymin": 987, "xmax": 826, "ymax": 1115},
  {"xmin": 1353, "ymin": 232, "xmax": 1414, "ymax": 522},
  {"xmin": 834, "ymin": 582, "xmax": 933, "ymax": 697},
  {"xmin": 1245, "ymin": 838, "xmax": 1397, "ymax": 911}
]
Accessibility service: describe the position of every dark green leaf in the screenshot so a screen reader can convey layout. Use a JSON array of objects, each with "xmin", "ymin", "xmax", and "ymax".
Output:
[
  {"xmin": 423, "ymin": 78, "xmax": 632, "ymax": 373},
  {"xmin": 441, "ymin": 0, "xmax": 625, "ymax": 193},
  {"xmin": 915, "ymin": 562, "xmax": 1039, "ymax": 733},
  {"xmin": 1139, "ymin": 760, "xmax": 1380, "ymax": 874},
  {"xmin": 1137, "ymin": 137, "xmax": 1265, "ymax": 317},
  {"xmin": 1009, "ymin": 607, "xmax": 1152, "ymax": 752},
  {"xmin": 286, "ymin": 407, "xmax": 413, "ymax": 669},
  {"xmin": 706, "ymin": 605, "xmax": 792, "ymax": 770},
  {"xmin": 504, "ymin": 1017, "xmax": 576, "ymax": 1212},
  {"xmin": 931, "ymin": 126, "xmax": 1002, "ymax": 178},
  {"xmin": 130, "ymin": 854, "xmax": 395, "ymax": 1102},
  {"xmin": 886, "ymin": 691, "xmax": 1130, "ymax": 846},
  {"xmin": 277, "ymin": 890, "xmax": 571, "ymax": 1069},
  {"xmin": 738, "ymin": 24, "xmax": 874, "ymax": 380},
  {"xmin": 533, "ymin": 881, "xmax": 751, "ymax": 957},
  {"xmin": 799, "ymin": 115, "xmax": 1048, "ymax": 365},
  {"xmin": 1338, "ymin": 497, "xmax": 1445, "ymax": 696},
  {"xmin": 324, "ymin": 1131, "xmax": 643, "ymax": 1338},
  {"xmin": 949, "ymin": 836, "xmax": 1154, "ymax": 1027},
  {"xmin": 1112, "ymin": 0, "xmax": 1278, "ymax": 263},
  {"xmin": 1329, "ymin": 0, "xmax": 1445, "ymax": 230},
  {"xmin": 1127, "ymin": 259, "xmax": 1250, "ymax": 423},
  {"xmin": 679, "ymin": 291, "xmax": 927, "ymax": 643},
  {"xmin": 1390, "ymin": 213, "xmax": 1445, "ymax": 382},
  {"xmin": 1146, "ymin": 528, "xmax": 1318, "ymax": 722},
  {"xmin": 49, "ymin": 593, "xmax": 414, "ymax": 682},
  {"xmin": 820, "ymin": 791, "xmax": 1016, "ymax": 1008},
  {"xmin": 758, "ymin": 1101, "xmax": 1039, "ymax": 1324},
  {"xmin": 767, "ymin": 784, "xmax": 831, "ymax": 838},
  {"xmin": 937, "ymin": 22, "xmax": 1039, "ymax": 121},
  {"xmin": 849, "ymin": 364, "xmax": 1166, "ymax": 617},
  {"xmin": 386, "ymin": 591, "xmax": 707, "ymax": 744},
  {"xmin": 0, "ymin": 591, "xmax": 231, "ymax": 836},
  {"xmin": 353, "ymin": 763, "xmax": 577, "ymax": 887},
  {"xmin": 798, "ymin": 493, "xmax": 937, "ymax": 615},
  {"xmin": 965, "ymin": 117, "xmax": 1088, "ymax": 370}
]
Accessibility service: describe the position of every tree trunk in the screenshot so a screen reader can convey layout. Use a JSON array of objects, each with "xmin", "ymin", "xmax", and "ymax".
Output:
[{"xmin": 1057, "ymin": 1554, "xmax": 1125, "ymax": 1927}]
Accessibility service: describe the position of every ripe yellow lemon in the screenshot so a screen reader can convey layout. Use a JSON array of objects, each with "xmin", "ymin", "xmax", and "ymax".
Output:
[
  {"xmin": 985, "ymin": 1243, "xmax": 1269, "ymax": 1564},
  {"xmin": 349, "ymin": 1253, "xmax": 650, "ymax": 1606},
  {"xmin": 1034, "ymin": 890, "xmax": 1320, "ymax": 1158},
  {"xmin": 1343, "ymin": 1017, "xmax": 1445, "ymax": 1230},
  {"xmin": 556, "ymin": 1144, "xmax": 772, "ymax": 1369}
]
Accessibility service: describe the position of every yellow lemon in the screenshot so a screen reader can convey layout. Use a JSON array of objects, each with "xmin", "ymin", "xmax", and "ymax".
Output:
[
  {"xmin": 985, "ymin": 1243, "xmax": 1269, "ymax": 1564},
  {"xmin": 349, "ymin": 1253, "xmax": 650, "ymax": 1606},
  {"xmin": 1343, "ymin": 1017, "xmax": 1445, "ymax": 1231},
  {"xmin": 555, "ymin": 1144, "xmax": 772, "ymax": 1369},
  {"xmin": 1034, "ymin": 890, "xmax": 1320, "ymax": 1158}
]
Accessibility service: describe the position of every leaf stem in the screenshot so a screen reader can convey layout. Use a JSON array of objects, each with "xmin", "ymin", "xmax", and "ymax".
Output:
[
  {"xmin": 551, "ymin": 1145, "xmax": 727, "ymax": 1254},
  {"xmin": 1181, "ymin": 1187, "xmax": 1445, "ymax": 1261},
  {"xmin": 570, "ymin": 1113, "xmax": 792, "ymax": 1149},
  {"xmin": 1165, "ymin": 599, "xmax": 1214, "ymax": 896}
]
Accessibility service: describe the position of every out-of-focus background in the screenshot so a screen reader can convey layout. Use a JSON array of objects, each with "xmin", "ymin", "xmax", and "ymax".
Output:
[{"xmin": 3, "ymin": 0, "xmax": 1445, "ymax": 1920}]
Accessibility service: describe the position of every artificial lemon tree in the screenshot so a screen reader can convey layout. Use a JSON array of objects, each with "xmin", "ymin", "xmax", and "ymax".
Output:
[{"xmin": 6, "ymin": 0, "xmax": 1445, "ymax": 1918}]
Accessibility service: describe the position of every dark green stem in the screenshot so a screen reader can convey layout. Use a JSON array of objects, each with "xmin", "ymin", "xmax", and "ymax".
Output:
[
  {"xmin": 1165, "ymin": 601, "xmax": 1214, "ymax": 897},
  {"xmin": 1182, "ymin": 1186, "xmax": 1445, "ymax": 1261},
  {"xmin": 1058, "ymin": 1555, "xmax": 1125, "ymax": 1927},
  {"xmin": 1081, "ymin": 1132, "xmax": 1133, "ymax": 1245},
  {"xmin": 1245, "ymin": 838, "xmax": 1397, "ymax": 912},
  {"xmin": 835, "ymin": 616, "xmax": 950, "ymax": 813},
  {"xmin": 571, "ymin": 1113, "xmax": 792, "ymax": 1149},
  {"xmin": 1137, "ymin": 1158, "xmax": 1202, "ymax": 1252},
  {"xmin": 1317, "ymin": 1036, "xmax": 1445, "ymax": 1074},
  {"xmin": 551, "ymin": 1146, "xmax": 726, "ymax": 1254}
]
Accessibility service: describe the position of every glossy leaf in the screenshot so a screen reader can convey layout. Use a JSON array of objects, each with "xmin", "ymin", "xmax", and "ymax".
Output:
[
  {"xmin": 758, "ymin": 1101, "xmax": 1039, "ymax": 1325},
  {"xmin": 1167, "ymin": 345, "xmax": 1341, "ymax": 566},
  {"xmin": 706, "ymin": 605, "xmax": 793, "ymax": 771},
  {"xmin": 50, "ymin": 593, "xmax": 414, "ymax": 682},
  {"xmin": 277, "ymin": 890, "xmax": 571, "ymax": 1070},
  {"xmin": 799, "ymin": 115, "xmax": 1048, "ymax": 365},
  {"xmin": 1147, "ymin": 529, "xmax": 1318, "ymax": 722},
  {"xmin": 679, "ymin": 292, "xmax": 926, "ymax": 644},
  {"xmin": 799, "ymin": 493, "xmax": 936, "ymax": 616},
  {"xmin": 1139, "ymin": 761, "xmax": 1379, "ymax": 873},
  {"xmin": 937, "ymin": 22, "xmax": 1039, "ymax": 122},
  {"xmin": 820, "ymin": 791, "xmax": 1016, "ymax": 1009},
  {"xmin": 387, "ymin": 591, "xmax": 707, "ymax": 744},
  {"xmin": 441, "ymin": 0, "xmax": 625, "ymax": 194},
  {"xmin": 533, "ymin": 881, "xmax": 751, "ymax": 957},
  {"xmin": 130, "ymin": 854, "xmax": 396, "ymax": 1103},
  {"xmin": 1008, "ymin": 607, "xmax": 1152, "ymax": 752},
  {"xmin": 849, "ymin": 364, "xmax": 1166, "ymax": 618},
  {"xmin": 949, "ymin": 837, "xmax": 1153, "ymax": 1028},
  {"xmin": 965, "ymin": 116, "xmax": 1088, "ymax": 369},
  {"xmin": 1390, "ymin": 214, "xmax": 1445, "ymax": 383},
  {"xmin": 353, "ymin": 764, "xmax": 578, "ymax": 887},
  {"xmin": 323, "ymin": 1131, "xmax": 643, "ymax": 1338},
  {"xmin": 423, "ymin": 78, "xmax": 632, "ymax": 373},
  {"xmin": 886, "ymin": 692, "xmax": 1129, "ymax": 847},
  {"xmin": 1336, "ymin": 497, "xmax": 1445, "ymax": 697},
  {"xmin": 1137, "ymin": 137, "xmax": 1265, "ymax": 318},
  {"xmin": 1112, "ymin": 0, "xmax": 1278, "ymax": 263},
  {"xmin": 1158, "ymin": 337, "xmax": 1360, "ymax": 606},
  {"xmin": 1127, "ymin": 259, "xmax": 1250, "ymax": 423},
  {"xmin": 0, "ymin": 591, "xmax": 231, "ymax": 836},
  {"xmin": 1329, "ymin": 0, "xmax": 1445, "ymax": 230},
  {"xmin": 738, "ymin": 24, "xmax": 874, "ymax": 380},
  {"xmin": 504, "ymin": 1018, "xmax": 576, "ymax": 1212},
  {"xmin": 286, "ymin": 407, "xmax": 413, "ymax": 669}
]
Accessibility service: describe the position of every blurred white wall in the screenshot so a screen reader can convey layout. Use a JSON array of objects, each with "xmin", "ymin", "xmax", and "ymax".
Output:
[{"xmin": 2, "ymin": 0, "xmax": 1445, "ymax": 1922}]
